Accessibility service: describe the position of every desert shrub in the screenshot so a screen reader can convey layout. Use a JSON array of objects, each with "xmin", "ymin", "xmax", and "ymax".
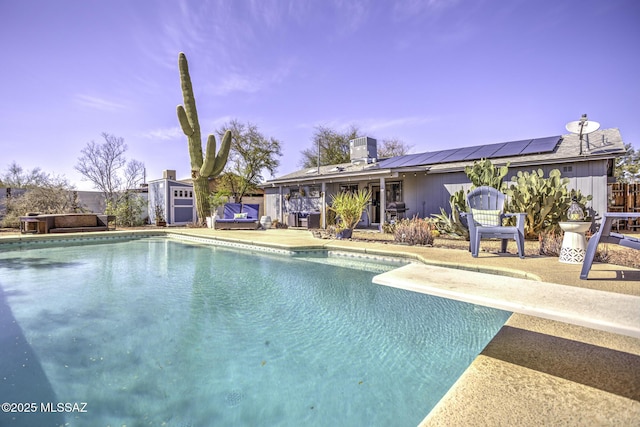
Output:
[
  {"xmin": 382, "ymin": 221, "xmax": 395, "ymax": 234},
  {"xmin": 1, "ymin": 183, "xmax": 79, "ymax": 228},
  {"xmin": 393, "ymin": 217, "xmax": 436, "ymax": 246},
  {"xmin": 105, "ymin": 192, "xmax": 146, "ymax": 227},
  {"xmin": 538, "ymin": 231, "xmax": 563, "ymax": 256}
]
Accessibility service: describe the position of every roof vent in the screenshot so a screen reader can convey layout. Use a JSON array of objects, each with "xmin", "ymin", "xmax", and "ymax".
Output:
[{"xmin": 349, "ymin": 137, "xmax": 377, "ymax": 164}]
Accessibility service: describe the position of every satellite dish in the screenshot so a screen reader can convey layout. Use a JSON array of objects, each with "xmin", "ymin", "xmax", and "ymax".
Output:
[
  {"xmin": 566, "ymin": 119, "xmax": 600, "ymax": 135},
  {"xmin": 565, "ymin": 114, "xmax": 600, "ymax": 155}
]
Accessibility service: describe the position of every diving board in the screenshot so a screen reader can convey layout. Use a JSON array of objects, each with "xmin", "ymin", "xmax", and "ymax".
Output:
[{"xmin": 372, "ymin": 264, "xmax": 640, "ymax": 339}]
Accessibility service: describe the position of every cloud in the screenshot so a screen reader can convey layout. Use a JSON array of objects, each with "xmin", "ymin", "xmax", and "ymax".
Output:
[
  {"xmin": 74, "ymin": 94, "xmax": 128, "ymax": 112},
  {"xmin": 301, "ymin": 115, "xmax": 441, "ymax": 134},
  {"xmin": 332, "ymin": 0, "xmax": 371, "ymax": 35},
  {"xmin": 138, "ymin": 126, "xmax": 183, "ymax": 141},
  {"xmin": 392, "ymin": 0, "xmax": 459, "ymax": 21},
  {"xmin": 211, "ymin": 74, "xmax": 262, "ymax": 96},
  {"xmin": 139, "ymin": 115, "xmax": 234, "ymax": 141},
  {"xmin": 207, "ymin": 59, "xmax": 296, "ymax": 96},
  {"xmin": 364, "ymin": 116, "xmax": 441, "ymax": 132}
]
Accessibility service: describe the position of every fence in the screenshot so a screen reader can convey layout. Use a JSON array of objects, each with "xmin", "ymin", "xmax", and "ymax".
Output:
[{"xmin": 608, "ymin": 183, "xmax": 640, "ymax": 230}]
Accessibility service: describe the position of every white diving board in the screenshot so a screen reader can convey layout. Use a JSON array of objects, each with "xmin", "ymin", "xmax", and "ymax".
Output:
[{"xmin": 372, "ymin": 264, "xmax": 640, "ymax": 339}]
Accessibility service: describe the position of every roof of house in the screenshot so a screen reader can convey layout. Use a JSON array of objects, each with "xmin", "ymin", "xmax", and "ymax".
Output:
[{"xmin": 263, "ymin": 128, "xmax": 625, "ymax": 186}]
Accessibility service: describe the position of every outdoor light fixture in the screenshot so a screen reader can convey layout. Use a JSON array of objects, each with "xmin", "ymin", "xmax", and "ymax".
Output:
[{"xmin": 567, "ymin": 196, "xmax": 585, "ymax": 221}]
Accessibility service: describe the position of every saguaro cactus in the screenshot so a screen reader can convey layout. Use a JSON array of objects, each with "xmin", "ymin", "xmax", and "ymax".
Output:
[{"xmin": 177, "ymin": 52, "xmax": 231, "ymax": 225}]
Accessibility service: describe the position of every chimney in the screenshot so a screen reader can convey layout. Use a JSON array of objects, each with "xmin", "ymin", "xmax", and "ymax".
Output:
[{"xmin": 163, "ymin": 170, "xmax": 176, "ymax": 180}]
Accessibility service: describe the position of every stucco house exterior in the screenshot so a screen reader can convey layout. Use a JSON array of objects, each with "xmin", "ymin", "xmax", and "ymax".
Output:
[
  {"xmin": 260, "ymin": 129, "xmax": 626, "ymax": 230},
  {"xmin": 147, "ymin": 170, "xmax": 196, "ymax": 226}
]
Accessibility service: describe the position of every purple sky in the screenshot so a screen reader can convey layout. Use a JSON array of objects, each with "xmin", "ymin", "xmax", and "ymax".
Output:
[{"xmin": 1, "ymin": 0, "xmax": 638, "ymax": 190}]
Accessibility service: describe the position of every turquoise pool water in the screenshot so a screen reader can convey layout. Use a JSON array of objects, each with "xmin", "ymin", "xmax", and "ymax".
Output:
[{"xmin": 0, "ymin": 238, "xmax": 510, "ymax": 426}]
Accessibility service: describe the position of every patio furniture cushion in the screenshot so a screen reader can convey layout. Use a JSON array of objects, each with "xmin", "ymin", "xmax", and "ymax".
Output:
[
  {"xmin": 471, "ymin": 209, "xmax": 501, "ymax": 226},
  {"xmin": 223, "ymin": 203, "xmax": 243, "ymax": 219},
  {"xmin": 241, "ymin": 204, "xmax": 259, "ymax": 219}
]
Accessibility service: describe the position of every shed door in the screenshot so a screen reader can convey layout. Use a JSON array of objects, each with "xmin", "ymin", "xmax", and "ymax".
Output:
[{"xmin": 170, "ymin": 186, "xmax": 195, "ymax": 225}]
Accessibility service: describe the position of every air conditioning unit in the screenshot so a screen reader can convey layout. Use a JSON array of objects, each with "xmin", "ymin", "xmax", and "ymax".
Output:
[{"xmin": 349, "ymin": 137, "xmax": 378, "ymax": 164}]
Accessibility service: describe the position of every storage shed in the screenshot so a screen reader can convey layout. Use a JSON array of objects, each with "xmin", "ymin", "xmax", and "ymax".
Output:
[{"xmin": 147, "ymin": 170, "xmax": 196, "ymax": 226}]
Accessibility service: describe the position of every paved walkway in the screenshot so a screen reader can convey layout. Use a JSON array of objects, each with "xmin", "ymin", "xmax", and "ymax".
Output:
[{"xmin": 1, "ymin": 228, "xmax": 639, "ymax": 425}]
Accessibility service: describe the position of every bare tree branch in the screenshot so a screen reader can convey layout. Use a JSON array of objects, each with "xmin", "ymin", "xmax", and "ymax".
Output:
[{"xmin": 75, "ymin": 133, "xmax": 143, "ymax": 202}]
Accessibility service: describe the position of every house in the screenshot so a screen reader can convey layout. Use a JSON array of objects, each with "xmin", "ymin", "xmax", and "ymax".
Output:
[
  {"xmin": 261, "ymin": 129, "xmax": 626, "ymax": 229},
  {"xmin": 147, "ymin": 170, "xmax": 196, "ymax": 225}
]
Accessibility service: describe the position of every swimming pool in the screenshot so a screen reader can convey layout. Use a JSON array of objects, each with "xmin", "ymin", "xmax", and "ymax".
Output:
[{"xmin": 0, "ymin": 237, "xmax": 510, "ymax": 426}]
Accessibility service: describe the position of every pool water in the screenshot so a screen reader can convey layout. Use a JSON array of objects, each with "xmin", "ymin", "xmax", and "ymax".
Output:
[{"xmin": 0, "ymin": 238, "xmax": 510, "ymax": 427}]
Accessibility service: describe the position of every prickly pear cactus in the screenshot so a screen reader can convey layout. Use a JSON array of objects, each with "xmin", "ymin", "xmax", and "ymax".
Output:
[
  {"xmin": 177, "ymin": 52, "xmax": 231, "ymax": 225},
  {"xmin": 505, "ymin": 169, "xmax": 592, "ymax": 238},
  {"xmin": 464, "ymin": 158, "xmax": 510, "ymax": 189}
]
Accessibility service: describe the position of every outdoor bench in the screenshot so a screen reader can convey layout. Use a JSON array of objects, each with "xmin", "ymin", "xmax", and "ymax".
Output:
[
  {"xmin": 19, "ymin": 214, "xmax": 116, "ymax": 234},
  {"xmin": 214, "ymin": 203, "xmax": 260, "ymax": 230}
]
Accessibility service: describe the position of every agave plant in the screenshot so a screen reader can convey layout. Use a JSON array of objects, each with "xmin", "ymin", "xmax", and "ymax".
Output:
[{"xmin": 432, "ymin": 188, "xmax": 469, "ymax": 239}]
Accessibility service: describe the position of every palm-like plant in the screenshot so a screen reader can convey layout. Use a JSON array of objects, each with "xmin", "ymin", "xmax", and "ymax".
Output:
[{"xmin": 329, "ymin": 189, "xmax": 371, "ymax": 237}]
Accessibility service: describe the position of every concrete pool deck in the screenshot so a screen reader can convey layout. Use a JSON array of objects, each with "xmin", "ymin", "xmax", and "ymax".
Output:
[{"xmin": 1, "ymin": 227, "xmax": 639, "ymax": 425}]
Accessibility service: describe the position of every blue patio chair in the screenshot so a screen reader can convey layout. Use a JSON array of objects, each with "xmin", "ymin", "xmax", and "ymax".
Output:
[
  {"xmin": 580, "ymin": 212, "xmax": 640, "ymax": 279},
  {"xmin": 461, "ymin": 186, "xmax": 526, "ymax": 258}
]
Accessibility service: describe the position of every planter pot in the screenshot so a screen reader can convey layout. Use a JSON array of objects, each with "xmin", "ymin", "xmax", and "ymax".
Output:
[
  {"xmin": 260, "ymin": 215, "xmax": 272, "ymax": 230},
  {"xmin": 336, "ymin": 229, "xmax": 353, "ymax": 239},
  {"xmin": 206, "ymin": 214, "xmax": 219, "ymax": 229}
]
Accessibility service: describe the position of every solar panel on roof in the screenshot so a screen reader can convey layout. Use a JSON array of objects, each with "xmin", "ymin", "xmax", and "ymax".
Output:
[
  {"xmin": 394, "ymin": 156, "xmax": 420, "ymax": 167},
  {"xmin": 376, "ymin": 135, "xmax": 562, "ymax": 169},
  {"xmin": 490, "ymin": 139, "xmax": 532, "ymax": 158},
  {"xmin": 412, "ymin": 152, "xmax": 439, "ymax": 165},
  {"xmin": 444, "ymin": 146, "xmax": 483, "ymax": 163},
  {"xmin": 378, "ymin": 152, "xmax": 435, "ymax": 168},
  {"xmin": 464, "ymin": 142, "xmax": 506, "ymax": 160},
  {"xmin": 376, "ymin": 156, "xmax": 399, "ymax": 168},
  {"xmin": 520, "ymin": 136, "xmax": 561, "ymax": 155},
  {"xmin": 423, "ymin": 148, "xmax": 459, "ymax": 164}
]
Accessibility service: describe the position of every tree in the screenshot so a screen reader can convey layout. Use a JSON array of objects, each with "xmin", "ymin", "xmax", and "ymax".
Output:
[
  {"xmin": 300, "ymin": 125, "xmax": 361, "ymax": 168},
  {"xmin": 176, "ymin": 52, "xmax": 231, "ymax": 225},
  {"xmin": 0, "ymin": 162, "xmax": 76, "ymax": 227},
  {"xmin": 75, "ymin": 133, "xmax": 144, "ymax": 203},
  {"xmin": 615, "ymin": 143, "xmax": 640, "ymax": 183},
  {"xmin": 216, "ymin": 119, "xmax": 282, "ymax": 203},
  {"xmin": 0, "ymin": 161, "xmax": 51, "ymax": 188},
  {"xmin": 75, "ymin": 133, "xmax": 145, "ymax": 225},
  {"xmin": 377, "ymin": 138, "xmax": 413, "ymax": 158}
]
